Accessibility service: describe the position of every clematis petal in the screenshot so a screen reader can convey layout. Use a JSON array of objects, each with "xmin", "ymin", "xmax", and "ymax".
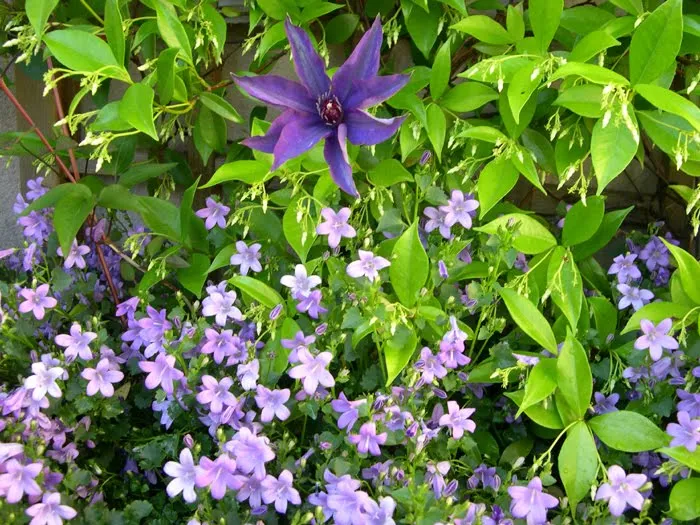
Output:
[
  {"xmin": 332, "ymin": 16, "xmax": 383, "ymax": 103},
  {"xmin": 324, "ymin": 125, "xmax": 358, "ymax": 197},
  {"xmin": 345, "ymin": 110, "xmax": 406, "ymax": 146},
  {"xmin": 242, "ymin": 110, "xmax": 298, "ymax": 153},
  {"xmin": 284, "ymin": 18, "xmax": 331, "ymax": 97},
  {"xmin": 344, "ymin": 74, "xmax": 411, "ymax": 110},
  {"xmin": 272, "ymin": 115, "xmax": 332, "ymax": 170},
  {"xmin": 233, "ymin": 74, "xmax": 315, "ymax": 113}
]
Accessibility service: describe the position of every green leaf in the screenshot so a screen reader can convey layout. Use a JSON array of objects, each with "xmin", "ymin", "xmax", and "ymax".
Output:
[
  {"xmin": 477, "ymin": 156, "xmax": 519, "ymax": 218},
  {"xmin": 368, "ymin": 159, "xmax": 413, "ymax": 187},
  {"xmin": 325, "ymin": 14, "xmax": 359, "ymax": 44},
  {"xmin": 155, "ymin": 0, "xmax": 193, "ymax": 65},
  {"xmin": 529, "ymin": 0, "xmax": 563, "ymax": 52},
  {"xmin": 568, "ymin": 31, "xmax": 621, "ymax": 63},
  {"xmin": 53, "ymin": 185, "xmax": 95, "ymax": 257},
  {"xmin": 199, "ymin": 92, "xmax": 243, "ymax": 124},
  {"xmin": 508, "ymin": 61, "xmax": 542, "ymax": 124},
  {"xmin": 548, "ymin": 247, "xmax": 583, "ymax": 330},
  {"xmin": 43, "ymin": 30, "xmax": 128, "ymax": 81},
  {"xmin": 451, "ymin": 15, "xmax": 514, "ymax": 45},
  {"xmin": 506, "ymin": 4, "xmax": 525, "ymax": 41},
  {"xmin": 426, "ymin": 104, "xmax": 446, "ymax": 161},
  {"xmin": 637, "ymin": 111, "xmax": 700, "ymax": 165},
  {"xmin": 510, "ymin": 147, "xmax": 546, "ymax": 194},
  {"xmin": 658, "ymin": 446, "xmax": 700, "ymax": 473},
  {"xmin": 458, "ymin": 126, "xmax": 508, "ymax": 143},
  {"xmin": 499, "ymin": 287, "xmax": 558, "ymax": 354},
  {"xmin": 621, "ymin": 301, "xmax": 694, "ymax": 334},
  {"xmin": 119, "ymin": 83, "xmax": 158, "ymax": 141},
  {"xmin": 383, "ymin": 324, "xmax": 418, "ymax": 386},
  {"xmin": 208, "ymin": 244, "xmax": 237, "ymax": 273},
  {"xmin": 401, "ymin": 0, "xmax": 440, "ymax": 58},
  {"xmin": 230, "ymin": 275, "xmax": 285, "ymax": 310},
  {"xmin": 176, "ymin": 253, "xmax": 210, "ymax": 297},
  {"xmin": 588, "ymin": 297, "xmax": 617, "ymax": 341},
  {"xmin": 156, "ymin": 48, "xmax": 179, "ymax": 105},
  {"xmin": 517, "ymin": 358, "xmax": 558, "ymax": 417},
  {"xmin": 105, "ymin": 0, "xmax": 125, "ymax": 65},
  {"xmin": 440, "ymin": 82, "xmax": 498, "ymax": 113},
  {"xmin": 97, "ymin": 184, "xmax": 141, "ymax": 211},
  {"xmin": 661, "ymin": 240, "xmax": 700, "ymax": 305},
  {"xmin": 506, "ymin": 390, "xmax": 565, "ymax": 429},
  {"xmin": 26, "ymin": 0, "xmax": 58, "ymax": 37},
  {"xmin": 558, "ymin": 421, "xmax": 597, "ymax": 509},
  {"xmin": 138, "ymin": 197, "xmax": 180, "ymax": 239},
  {"xmin": 556, "ymin": 331, "xmax": 592, "ymax": 420},
  {"xmin": 629, "ymin": 0, "xmax": 682, "ymax": 86},
  {"xmin": 609, "ymin": 0, "xmax": 642, "ymax": 16},
  {"xmin": 21, "ymin": 183, "xmax": 80, "ymax": 215},
  {"xmin": 549, "ymin": 62, "xmax": 629, "ymax": 86},
  {"xmin": 300, "ymin": 2, "xmax": 343, "ymax": 22},
  {"xmin": 562, "ymin": 196, "xmax": 605, "ymax": 246},
  {"xmin": 499, "ymin": 90, "xmax": 536, "ymax": 139},
  {"xmin": 283, "ymin": 197, "xmax": 317, "ymax": 263},
  {"xmin": 119, "ymin": 163, "xmax": 178, "ymax": 188},
  {"xmin": 476, "ymin": 213, "xmax": 556, "ymax": 254},
  {"xmin": 669, "ymin": 479, "xmax": 700, "ymax": 520},
  {"xmin": 430, "ymin": 41, "xmax": 451, "ymax": 100},
  {"xmin": 554, "ymin": 84, "xmax": 604, "ymax": 118},
  {"xmin": 124, "ymin": 500, "xmax": 153, "ymax": 522},
  {"xmin": 262, "ymin": 317, "xmax": 301, "ymax": 385},
  {"xmin": 589, "ymin": 411, "xmax": 669, "ymax": 452},
  {"xmin": 572, "ymin": 206, "xmax": 633, "ymax": 260},
  {"xmin": 635, "ymin": 84, "xmax": 700, "ymax": 133},
  {"xmin": 390, "ymin": 222, "xmax": 429, "ymax": 307},
  {"xmin": 521, "ymin": 129, "xmax": 556, "ymax": 174},
  {"xmin": 592, "ymin": 111, "xmax": 639, "ymax": 194},
  {"xmin": 202, "ymin": 160, "xmax": 272, "ymax": 188}
]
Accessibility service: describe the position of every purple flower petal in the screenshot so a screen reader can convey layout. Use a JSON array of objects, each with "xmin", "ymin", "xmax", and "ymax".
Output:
[
  {"xmin": 333, "ymin": 16, "xmax": 383, "ymax": 103},
  {"xmin": 242, "ymin": 110, "xmax": 298, "ymax": 153},
  {"xmin": 324, "ymin": 125, "xmax": 358, "ymax": 197},
  {"xmin": 284, "ymin": 18, "xmax": 331, "ymax": 97},
  {"xmin": 344, "ymin": 74, "xmax": 411, "ymax": 110},
  {"xmin": 345, "ymin": 110, "xmax": 406, "ymax": 146},
  {"xmin": 272, "ymin": 114, "xmax": 332, "ymax": 170},
  {"xmin": 234, "ymin": 75, "xmax": 315, "ymax": 113}
]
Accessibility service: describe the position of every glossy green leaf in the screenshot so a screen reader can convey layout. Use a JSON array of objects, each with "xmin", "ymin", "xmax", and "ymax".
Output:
[
  {"xmin": 658, "ymin": 446, "xmax": 700, "ymax": 473},
  {"xmin": 368, "ymin": 159, "xmax": 413, "ymax": 187},
  {"xmin": 105, "ymin": 0, "xmax": 125, "ymax": 65},
  {"xmin": 499, "ymin": 287, "xmax": 558, "ymax": 354},
  {"xmin": 26, "ymin": 0, "xmax": 58, "ymax": 37},
  {"xmin": 568, "ymin": 31, "xmax": 620, "ymax": 63},
  {"xmin": 506, "ymin": 390, "xmax": 565, "ymax": 429},
  {"xmin": 562, "ymin": 196, "xmax": 605, "ymax": 246},
  {"xmin": 199, "ymin": 92, "xmax": 243, "ymax": 123},
  {"xmin": 661, "ymin": 240, "xmax": 700, "ymax": 305},
  {"xmin": 155, "ymin": 0, "xmax": 193, "ymax": 64},
  {"xmin": 451, "ymin": 15, "xmax": 514, "ymax": 45},
  {"xmin": 517, "ymin": 358, "xmax": 558, "ymax": 417},
  {"xmin": 558, "ymin": 421, "xmax": 597, "ymax": 509},
  {"xmin": 283, "ymin": 197, "xmax": 317, "ymax": 263},
  {"xmin": 402, "ymin": 0, "xmax": 440, "ymax": 58},
  {"xmin": 629, "ymin": 0, "xmax": 682, "ymax": 86},
  {"xmin": 426, "ymin": 104, "xmax": 446, "ymax": 161},
  {"xmin": 609, "ymin": 0, "xmax": 642, "ymax": 16},
  {"xmin": 508, "ymin": 61, "xmax": 542, "ymax": 124},
  {"xmin": 208, "ymin": 244, "xmax": 237, "ymax": 273},
  {"xmin": 477, "ymin": 156, "xmax": 519, "ymax": 218},
  {"xmin": 510, "ymin": 148, "xmax": 546, "ymax": 194},
  {"xmin": 589, "ymin": 411, "xmax": 669, "ymax": 452},
  {"xmin": 230, "ymin": 275, "xmax": 285, "ymax": 310},
  {"xmin": 120, "ymin": 163, "xmax": 178, "ymax": 188},
  {"xmin": 556, "ymin": 332, "xmax": 592, "ymax": 420},
  {"xmin": 44, "ymin": 30, "xmax": 128, "ymax": 81},
  {"xmin": 384, "ymin": 324, "xmax": 418, "ymax": 386},
  {"xmin": 430, "ymin": 41, "xmax": 451, "ymax": 100},
  {"xmin": 476, "ymin": 213, "xmax": 556, "ymax": 254},
  {"xmin": 554, "ymin": 84, "xmax": 604, "ymax": 118},
  {"xmin": 592, "ymin": 111, "xmax": 638, "ymax": 194},
  {"xmin": 572, "ymin": 207, "xmax": 633, "ymax": 260},
  {"xmin": 263, "ymin": 318, "xmax": 301, "ymax": 385},
  {"xmin": 588, "ymin": 296, "xmax": 617, "ymax": 341},
  {"xmin": 506, "ymin": 4, "xmax": 525, "ymax": 41},
  {"xmin": 669, "ymin": 479, "xmax": 700, "ymax": 520},
  {"xmin": 203, "ymin": 160, "xmax": 272, "ymax": 188},
  {"xmin": 176, "ymin": 253, "xmax": 210, "ymax": 297},
  {"xmin": 120, "ymin": 83, "xmax": 158, "ymax": 141},
  {"xmin": 390, "ymin": 222, "xmax": 429, "ymax": 307},
  {"xmin": 325, "ymin": 14, "xmax": 359, "ymax": 44},
  {"xmin": 529, "ymin": 0, "xmax": 563, "ymax": 52},
  {"xmin": 548, "ymin": 247, "xmax": 583, "ymax": 330},
  {"xmin": 620, "ymin": 301, "xmax": 694, "ymax": 334},
  {"xmin": 458, "ymin": 126, "xmax": 508, "ymax": 143},
  {"xmin": 635, "ymin": 84, "xmax": 700, "ymax": 133},
  {"xmin": 440, "ymin": 82, "xmax": 498, "ymax": 113},
  {"xmin": 53, "ymin": 185, "xmax": 95, "ymax": 257},
  {"xmin": 549, "ymin": 62, "xmax": 629, "ymax": 86},
  {"xmin": 156, "ymin": 48, "xmax": 179, "ymax": 105}
]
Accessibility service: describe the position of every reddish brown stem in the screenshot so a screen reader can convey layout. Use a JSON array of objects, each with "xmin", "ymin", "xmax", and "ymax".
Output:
[{"xmin": 47, "ymin": 58, "xmax": 81, "ymax": 181}]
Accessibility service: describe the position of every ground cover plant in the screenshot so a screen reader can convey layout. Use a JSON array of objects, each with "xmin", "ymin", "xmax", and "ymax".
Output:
[{"xmin": 0, "ymin": 0, "xmax": 700, "ymax": 523}]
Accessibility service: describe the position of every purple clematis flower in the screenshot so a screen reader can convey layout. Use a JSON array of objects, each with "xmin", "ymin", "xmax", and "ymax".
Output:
[
  {"xmin": 233, "ymin": 17, "xmax": 409, "ymax": 196},
  {"xmin": 634, "ymin": 318, "xmax": 678, "ymax": 361},
  {"xmin": 594, "ymin": 465, "xmax": 647, "ymax": 516}
]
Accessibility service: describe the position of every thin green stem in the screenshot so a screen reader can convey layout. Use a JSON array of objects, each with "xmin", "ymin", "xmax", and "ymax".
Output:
[{"xmin": 80, "ymin": 0, "xmax": 104, "ymax": 24}]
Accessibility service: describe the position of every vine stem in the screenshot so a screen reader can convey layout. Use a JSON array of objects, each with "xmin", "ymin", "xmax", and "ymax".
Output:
[{"xmin": 0, "ymin": 62, "xmax": 126, "ymax": 326}]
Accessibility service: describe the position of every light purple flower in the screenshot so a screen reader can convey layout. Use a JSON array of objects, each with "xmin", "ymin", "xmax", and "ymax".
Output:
[
  {"xmin": 426, "ymin": 461, "xmax": 450, "ymax": 498},
  {"xmin": 616, "ymin": 283, "xmax": 653, "ymax": 311},
  {"xmin": 164, "ymin": 448, "xmax": 197, "ymax": 503},
  {"xmin": 196, "ymin": 197, "xmax": 230, "ymax": 230},
  {"xmin": 364, "ymin": 496, "xmax": 396, "ymax": 525},
  {"xmin": 201, "ymin": 284, "xmax": 242, "ymax": 326},
  {"xmin": 415, "ymin": 347, "xmax": 447, "ymax": 384},
  {"xmin": 196, "ymin": 375, "xmax": 237, "ymax": 413},
  {"xmin": 261, "ymin": 469, "xmax": 301, "ymax": 513},
  {"xmin": 593, "ymin": 392, "xmax": 619, "ymax": 414},
  {"xmin": 439, "ymin": 401, "xmax": 476, "ymax": 439},
  {"xmin": 225, "ymin": 427, "xmax": 275, "ymax": 478},
  {"xmin": 288, "ymin": 348, "xmax": 335, "ymax": 394},
  {"xmin": 200, "ymin": 328, "xmax": 242, "ymax": 364},
  {"xmin": 349, "ymin": 422, "xmax": 387, "ymax": 456},
  {"xmin": 255, "ymin": 386, "xmax": 291, "ymax": 422},
  {"xmin": 346, "ymin": 250, "xmax": 390, "ymax": 282},
  {"xmin": 18, "ymin": 284, "xmax": 57, "ymax": 320},
  {"xmin": 634, "ymin": 318, "xmax": 678, "ymax": 361},
  {"xmin": 233, "ymin": 17, "xmax": 408, "ymax": 196},
  {"xmin": 25, "ymin": 492, "xmax": 77, "ymax": 525},
  {"xmin": 139, "ymin": 353, "xmax": 185, "ymax": 395},
  {"xmin": 677, "ymin": 389, "xmax": 700, "ymax": 418},
  {"xmin": 237, "ymin": 359, "xmax": 260, "ymax": 391},
  {"xmin": 331, "ymin": 392, "xmax": 365, "ymax": 431},
  {"xmin": 469, "ymin": 464, "xmax": 501, "ymax": 491},
  {"xmin": 316, "ymin": 207, "xmax": 357, "ymax": 248},
  {"xmin": 296, "ymin": 289, "xmax": 328, "ymax": 318},
  {"xmin": 440, "ymin": 190, "xmax": 479, "ymax": 229},
  {"xmin": 282, "ymin": 330, "xmax": 315, "ymax": 363},
  {"xmin": 667, "ymin": 411, "xmax": 700, "ymax": 452},
  {"xmin": 232, "ymin": 473, "xmax": 265, "ymax": 508},
  {"xmin": 195, "ymin": 455, "xmax": 237, "ymax": 500},
  {"xmin": 116, "ymin": 297, "xmax": 139, "ymax": 318},
  {"xmin": 424, "ymin": 206, "xmax": 451, "ymax": 239},
  {"xmin": 230, "ymin": 241, "xmax": 262, "ymax": 275},
  {"xmin": 639, "ymin": 236, "xmax": 669, "ymax": 271},
  {"xmin": 57, "ymin": 240, "xmax": 91, "ymax": 270},
  {"xmin": 280, "ymin": 264, "xmax": 321, "ymax": 299},
  {"xmin": 55, "ymin": 323, "xmax": 97, "ymax": 363},
  {"xmin": 508, "ymin": 477, "xmax": 558, "ymax": 525},
  {"xmin": 595, "ymin": 465, "xmax": 647, "ymax": 516},
  {"xmin": 608, "ymin": 253, "xmax": 641, "ymax": 283},
  {"xmin": 0, "ymin": 459, "xmax": 42, "ymax": 503},
  {"xmin": 24, "ymin": 362, "xmax": 64, "ymax": 401},
  {"xmin": 81, "ymin": 358, "xmax": 124, "ymax": 397},
  {"xmin": 25, "ymin": 177, "xmax": 47, "ymax": 201},
  {"xmin": 324, "ymin": 474, "xmax": 372, "ymax": 523}
]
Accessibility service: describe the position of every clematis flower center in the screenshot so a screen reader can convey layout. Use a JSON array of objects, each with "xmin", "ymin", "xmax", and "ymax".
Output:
[{"xmin": 317, "ymin": 94, "xmax": 343, "ymax": 126}]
